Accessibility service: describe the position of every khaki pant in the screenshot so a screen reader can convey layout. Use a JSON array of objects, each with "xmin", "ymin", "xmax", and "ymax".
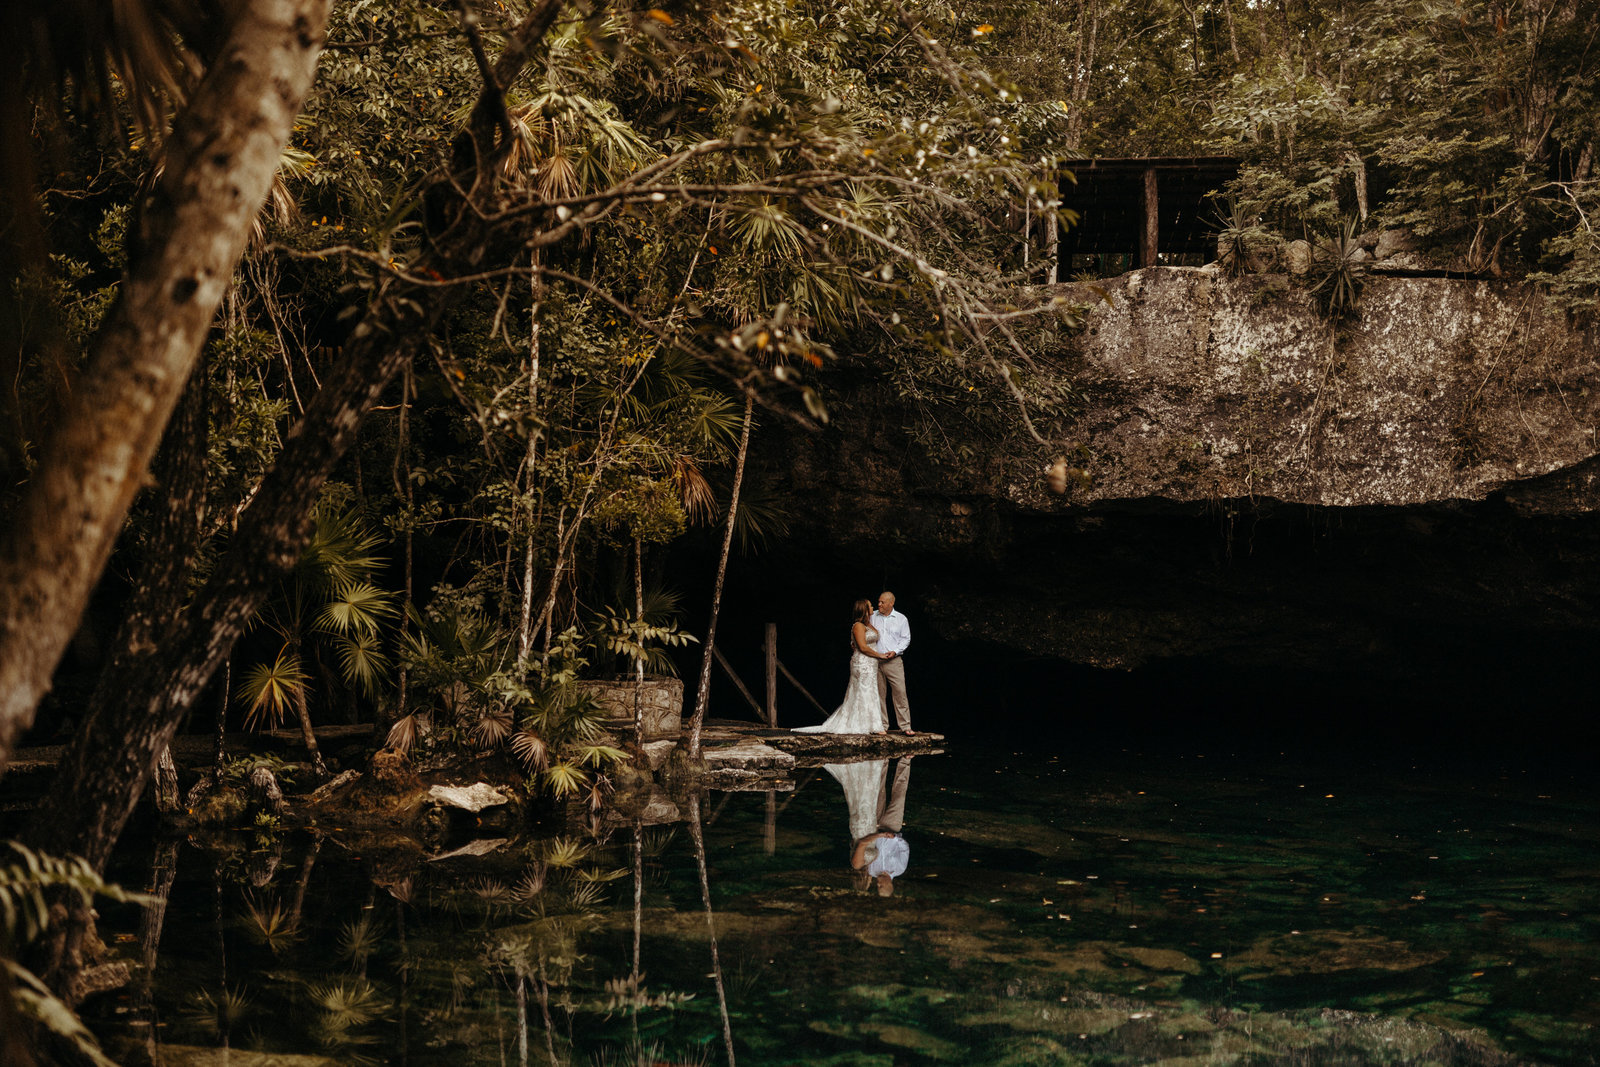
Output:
[
  {"xmin": 875, "ymin": 757, "xmax": 912, "ymax": 832},
  {"xmin": 876, "ymin": 655, "xmax": 911, "ymax": 731}
]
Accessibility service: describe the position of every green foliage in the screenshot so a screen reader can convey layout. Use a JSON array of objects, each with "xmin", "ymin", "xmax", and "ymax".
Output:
[
  {"xmin": 0, "ymin": 842, "xmax": 151, "ymax": 1065},
  {"xmin": 237, "ymin": 501, "xmax": 398, "ymax": 730},
  {"xmin": 1309, "ymin": 220, "xmax": 1367, "ymax": 319}
]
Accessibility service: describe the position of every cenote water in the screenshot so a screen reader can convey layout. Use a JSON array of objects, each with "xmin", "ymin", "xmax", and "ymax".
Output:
[{"xmin": 85, "ymin": 736, "xmax": 1600, "ymax": 1065}]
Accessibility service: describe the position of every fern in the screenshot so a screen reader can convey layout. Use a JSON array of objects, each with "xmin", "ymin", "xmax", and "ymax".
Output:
[
  {"xmin": 0, "ymin": 842, "xmax": 152, "ymax": 1066},
  {"xmin": 3, "ymin": 960, "xmax": 119, "ymax": 1067},
  {"xmin": 0, "ymin": 841, "xmax": 150, "ymax": 946}
]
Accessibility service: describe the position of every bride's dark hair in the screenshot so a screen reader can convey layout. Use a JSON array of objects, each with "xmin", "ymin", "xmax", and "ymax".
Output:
[{"xmin": 852, "ymin": 598, "xmax": 873, "ymax": 625}]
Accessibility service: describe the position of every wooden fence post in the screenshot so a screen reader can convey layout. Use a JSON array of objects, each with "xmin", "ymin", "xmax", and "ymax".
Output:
[{"xmin": 764, "ymin": 623, "xmax": 778, "ymax": 727}]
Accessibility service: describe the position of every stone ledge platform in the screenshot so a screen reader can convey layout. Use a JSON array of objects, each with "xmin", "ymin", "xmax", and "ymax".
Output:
[{"xmin": 677, "ymin": 718, "xmax": 944, "ymax": 783}]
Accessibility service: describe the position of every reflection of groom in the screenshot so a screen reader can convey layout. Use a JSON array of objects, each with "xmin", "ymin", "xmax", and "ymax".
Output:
[
  {"xmin": 873, "ymin": 592, "xmax": 913, "ymax": 735},
  {"xmin": 851, "ymin": 757, "xmax": 912, "ymax": 896}
]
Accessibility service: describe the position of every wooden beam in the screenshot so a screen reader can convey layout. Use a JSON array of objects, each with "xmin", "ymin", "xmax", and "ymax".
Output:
[
  {"xmin": 1142, "ymin": 167, "xmax": 1159, "ymax": 267},
  {"xmin": 712, "ymin": 644, "xmax": 765, "ymax": 719},
  {"xmin": 764, "ymin": 623, "xmax": 778, "ymax": 727},
  {"xmin": 776, "ymin": 660, "xmax": 828, "ymax": 715}
]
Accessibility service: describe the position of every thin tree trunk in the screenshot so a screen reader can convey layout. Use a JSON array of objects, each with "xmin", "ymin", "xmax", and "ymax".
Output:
[
  {"xmin": 687, "ymin": 394, "xmax": 754, "ymax": 760},
  {"xmin": 132, "ymin": 838, "xmax": 180, "ymax": 1062},
  {"xmin": 633, "ymin": 535, "xmax": 645, "ymax": 746},
  {"xmin": 0, "ymin": 0, "xmax": 333, "ymax": 772},
  {"xmin": 212, "ymin": 659, "xmax": 230, "ymax": 782},
  {"xmin": 388, "ymin": 356, "xmax": 415, "ymax": 734},
  {"xmin": 517, "ymin": 254, "xmax": 543, "ymax": 673},
  {"xmin": 292, "ymin": 676, "xmax": 329, "ymax": 780},
  {"xmin": 689, "ymin": 794, "xmax": 737, "ymax": 1067}
]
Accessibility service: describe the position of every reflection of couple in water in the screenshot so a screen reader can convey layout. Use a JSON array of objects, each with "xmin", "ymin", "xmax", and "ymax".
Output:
[{"xmin": 824, "ymin": 756, "xmax": 913, "ymax": 896}]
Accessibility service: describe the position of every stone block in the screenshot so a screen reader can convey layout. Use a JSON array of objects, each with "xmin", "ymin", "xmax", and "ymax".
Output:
[{"xmin": 581, "ymin": 675, "xmax": 684, "ymax": 740}]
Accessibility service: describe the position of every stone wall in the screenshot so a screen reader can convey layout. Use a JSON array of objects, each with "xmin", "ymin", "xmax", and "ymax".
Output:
[{"xmin": 745, "ymin": 269, "xmax": 1600, "ymax": 681}]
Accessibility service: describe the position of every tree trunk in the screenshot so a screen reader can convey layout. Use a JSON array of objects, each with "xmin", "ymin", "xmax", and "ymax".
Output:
[
  {"xmin": 687, "ymin": 394, "xmax": 754, "ymax": 759},
  {"xmin": 86, "ymin": 345, "xmax": 210, "ymax": 817},
  {"xmin": 688, "ymin": 793, "xmax": 737, "ymax": 1067},
  {"xmin": 0, "ymin": 0, "xmax": 333, "ymax": 773},
  {"xmin": 152, "ymin": 749, "xmax": 181, "ymax": 815},
  {"xmin": 19, "ymin": 0, "xmax": 571, "ymax": 876},
  {"xmin": 291, "ymin": 671, "xmax": 329, "ymax": 780}
]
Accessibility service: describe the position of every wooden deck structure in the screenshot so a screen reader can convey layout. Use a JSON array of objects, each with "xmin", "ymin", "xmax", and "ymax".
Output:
[{"xmin": 1060, "ymin": 156, "xmax": 1240, "ymax": 269}]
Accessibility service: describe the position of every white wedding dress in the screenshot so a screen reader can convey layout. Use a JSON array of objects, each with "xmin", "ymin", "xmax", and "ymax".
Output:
[
  {"xmin": 823, "ymin": 759, "xmax": 889, "ymax": 840},
  {"xmin": 793, "ymin": 628, "xmax": 885, "ymax": 734}
]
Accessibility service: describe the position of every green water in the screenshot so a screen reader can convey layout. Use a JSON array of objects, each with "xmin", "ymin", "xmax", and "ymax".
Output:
[{"xmin": 89, "ymin": 745, "xmax": 1600, "ymax": 1065}]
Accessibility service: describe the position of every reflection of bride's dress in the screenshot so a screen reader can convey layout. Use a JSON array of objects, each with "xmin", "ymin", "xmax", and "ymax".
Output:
[
  {"xmin": 793, "ymin": 629, "xmax": 884, "ymax": 734},
  {"xmin": 823, "ymin": 760, "xmax": 888, "ymax": 842}
]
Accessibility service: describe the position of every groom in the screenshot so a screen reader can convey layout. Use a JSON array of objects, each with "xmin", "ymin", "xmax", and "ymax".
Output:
[{"xmin": 873, "ymin": 591, "xmax": 914, "ymax": 735}]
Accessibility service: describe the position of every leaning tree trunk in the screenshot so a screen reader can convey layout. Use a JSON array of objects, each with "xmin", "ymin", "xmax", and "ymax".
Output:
[
  {"xmin": 0, "ymin": 0, "xmax": 333, "ymax": 774},
  {"xmin": 687, "ymin": 394, "xmax": 754, "ymax": 759},
  {"xmin": 21, "ymin": 0, "xmax": 572, "ymax": 879},
  {"xmin": 84, "ymin": 349, "xmax": 210, "ymax": 816}
]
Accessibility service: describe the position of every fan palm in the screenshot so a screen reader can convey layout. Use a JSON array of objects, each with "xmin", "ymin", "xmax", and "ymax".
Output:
[{"xmin": 237, "ymin": 504, "xmax": 397, "ymax": 778}]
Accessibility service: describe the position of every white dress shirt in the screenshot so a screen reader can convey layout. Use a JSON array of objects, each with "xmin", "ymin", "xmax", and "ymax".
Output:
[
  {"xmin": 873, "ymin": 609, "xmax": 911, "ymax": 656},
  {"xmin": 865, "ymin": 834, "xmax": 910, "ymax": 877}
]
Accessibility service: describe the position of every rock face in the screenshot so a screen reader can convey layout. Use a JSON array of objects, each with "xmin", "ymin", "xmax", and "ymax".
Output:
[
  {"xmin": 1055, "ymin": 268, "xmax": 1600, "ymax": 509},
  {"xmin": 747, "ymin": 268, "xmax": 1600, "ymax": 697}
]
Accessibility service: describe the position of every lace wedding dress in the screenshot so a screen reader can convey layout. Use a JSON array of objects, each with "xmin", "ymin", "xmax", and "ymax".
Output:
[
  {"xmin": 823, "ymin": 759, "xmax": 889, "ymax": 840},
  {"xmin": 793, "ymin": 628, "xmax": 886, "ymax": 734}
]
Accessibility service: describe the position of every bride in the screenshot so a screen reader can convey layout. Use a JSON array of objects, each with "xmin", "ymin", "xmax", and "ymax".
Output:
[{"xmin": 793, "ymin": 599, "xmax": 888, "ymax": 734}]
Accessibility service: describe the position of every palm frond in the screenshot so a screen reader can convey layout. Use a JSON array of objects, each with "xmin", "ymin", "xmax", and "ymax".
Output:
[
  {"xmin": 543, "ymin": 760, "xmax": 588, "ymax": 798},
  {"xmin": 472, "ymin": 705, "xmax": 514, "ymax": 749},
  {"xmin": 672, "ymin": 456, "xmax": 718, "ymax": 525},
  {"xmin": 330, "ymin": 631, "xmax": 391, "ymax": 698},
  {"xmin": 180, "ymin": 985, "xmax": 252, "ymax": 1040},
  {"xmin": 337, "ymin": 914, "xmax": 383, "ymax": 966},
  {"xmin": 242, "ymin": 895, "xmax": 301, "ymax": 954},
  {"xmin": 575, "ymin": 744, "xmax": 629, "ymax": 769},
  {"xmin": 509, "ymin": 728, "xmax": 548, "ymax": 772},
  {"xmin": 3, "ymin": 959, "xmax": 119, "ymax": 1066},
  {"xmin": 384, "ymin": 713, "xmax": 418, "ymax": 756},
  {"xmin": 317, "ymin": 579, "xmax": 398, "ymax": 637},
  {"xmin": 309, "ymin": 977, "xmax": 390, "ymax": 1026},
  {"xmin": 542, "ymin": 836, "xmax": 589, "ymax": 868},
  {"xmin": 237, "ymin": 650, "xmax": 308, "ymax": 731},
  {"xmin": 514, "ymin": 863, "xmax": 547, "ymax": 900}
]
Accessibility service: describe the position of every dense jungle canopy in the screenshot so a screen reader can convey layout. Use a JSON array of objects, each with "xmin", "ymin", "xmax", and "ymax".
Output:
[{"xmin": 0, "ymin": 0, "xmax": 1597, "ymax": 1051}]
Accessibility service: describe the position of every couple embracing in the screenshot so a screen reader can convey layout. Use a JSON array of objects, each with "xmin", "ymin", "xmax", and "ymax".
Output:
[{"xmin": 794, "ymin": 592, "xmax": 914, "ymax": 736}]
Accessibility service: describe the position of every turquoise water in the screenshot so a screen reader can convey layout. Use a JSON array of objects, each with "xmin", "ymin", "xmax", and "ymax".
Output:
[{"xmin": 89, "ymin": 744, "xmax": 1600, "ymax": 1065}]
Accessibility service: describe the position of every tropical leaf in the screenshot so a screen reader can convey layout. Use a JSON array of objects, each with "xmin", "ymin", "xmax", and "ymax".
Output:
[
  {"xmin": 3, "ymin": 960, "xmax": 119, "ymax": 1067},
  {"xmin": 337, "ymin": 914, "xmax": 382, "ymax": 966},
  {"xmin": 180, "ymin": 985, "xmax": 252, "ymax": 1039},
  {"xmin": 330, "ymin": 631, "xmax": 391, "ymax": 698},
  {"xmin": 384, "ymin": 713, "xmax": 418, "ymax": 756},
  {"xmin": 576, "ymin": 744, "xmax": 629, "ymax": 769},
  {"xmin": 509, "ymin": 728, "xmax": 548, "ymax": 772},
  {"xmin": 317, "ymin": 579, "xmax": 398, "ymax": 637},
  {"xmin": 542, "ymin": 836, "xmax": 589, "ymax": 868},
  {"xmin": 472, "ymin": 705, "xmax": 514, "ymax": 749},
  {"xmin": 309, "ymin": 976, "xmax": 390, "ymax": 1027},
  {"xmin": 514, "ymin": 863, "xmax": 547, "ymax": 900},
  {"xmin": 0, "ymin": 842, "xmax": 152, "ymax": 946},
  {"xmin": 242, "ymin": 895, "xmax": 301, "ymax": 954},
  {"xmin": 238, "ymin": 649, "xmax": 309, "ymax": 731},
  {"xmin": 543, "ymin": 760, "xmax": 588, "ymax": 798}
]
